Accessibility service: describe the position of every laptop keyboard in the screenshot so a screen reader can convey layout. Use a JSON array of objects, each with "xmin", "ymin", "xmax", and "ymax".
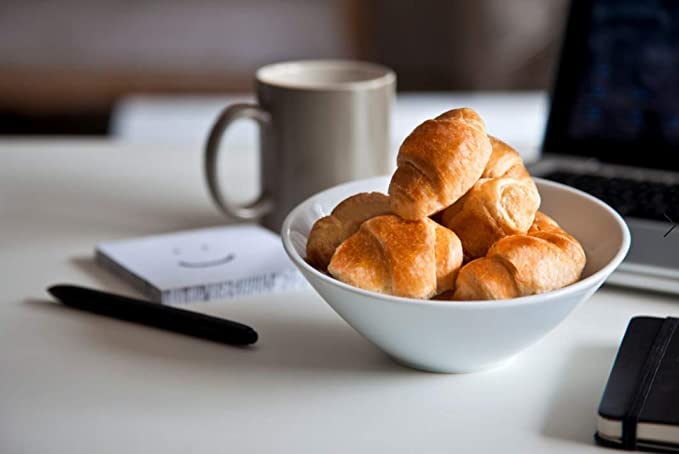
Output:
[{"xmin": 543, "ymin": 171, "xmax": 679, "ymax": 221}]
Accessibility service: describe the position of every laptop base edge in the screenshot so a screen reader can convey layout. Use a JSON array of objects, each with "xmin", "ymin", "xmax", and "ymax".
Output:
[{"xmin": 607, "ymin": 269, "xmax": 679, "ymax": 296}]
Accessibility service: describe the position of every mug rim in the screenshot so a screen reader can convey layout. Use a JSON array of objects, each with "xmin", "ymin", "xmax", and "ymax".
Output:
[{"xmin": 256, "ymin": 59, "xmax": 396, "ymax": 91}]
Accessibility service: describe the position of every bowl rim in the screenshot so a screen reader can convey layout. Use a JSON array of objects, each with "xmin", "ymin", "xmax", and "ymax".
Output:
[{"xmin": 281, "ymin": 176, "xmax": 631, "ymax": 309}]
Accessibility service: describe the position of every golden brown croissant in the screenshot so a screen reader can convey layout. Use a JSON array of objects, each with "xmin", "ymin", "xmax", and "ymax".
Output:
[
  {"xmin": 306, "ymin": 192, "xmax": 391, "ymax": 270},
  {"xmin": 327, "ymin": 215, "xmax": 463, "ymax": 299},
  {"xmin": 441, "ymin": 137, "xmax": 540, "ymax": 259},
  {"xmin": 482, "ymin": 136, "xmax": 534, "ymax": 180},
  {"xmin": 452, "ymin": 212, "xmax": 586, "ymax": 300},
  {"xmin": 388, "ymin": 108, "xmax": 492, "ymax": 220}
]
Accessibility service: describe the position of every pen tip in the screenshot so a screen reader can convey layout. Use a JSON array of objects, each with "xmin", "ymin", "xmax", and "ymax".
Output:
[
  {"xmin": 47, "ymin": 284, "xmax": 69, "ymax": 300},
  {"xmin": 249, "ymin": 329, "xmax": 259, "ymax": 344}
]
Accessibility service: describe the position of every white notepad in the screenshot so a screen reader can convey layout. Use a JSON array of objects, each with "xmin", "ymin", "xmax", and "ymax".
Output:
[{"xmin": 96, "ymin": 224, "xmax": 307, "ymax": 304}]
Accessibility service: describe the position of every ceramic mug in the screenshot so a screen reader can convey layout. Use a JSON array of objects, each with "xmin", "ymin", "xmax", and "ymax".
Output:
[{"xmin": 205, "ymin": 60, "xmax": 396, "ymax": 231}]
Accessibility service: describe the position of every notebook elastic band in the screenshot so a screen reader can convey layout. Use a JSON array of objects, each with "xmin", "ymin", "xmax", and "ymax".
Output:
[{"xmin": 622, "ymin": 317, "xmax": 679, "ymax": 449}]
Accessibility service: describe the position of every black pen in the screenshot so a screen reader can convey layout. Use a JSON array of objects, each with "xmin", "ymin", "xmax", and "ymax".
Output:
[{"xmin": 47, "ymin": 284, "xmax": 258, "ymax": 346}]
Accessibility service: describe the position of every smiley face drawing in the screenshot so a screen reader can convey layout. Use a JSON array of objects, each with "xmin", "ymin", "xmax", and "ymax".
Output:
[{"xmin": 173, "ymin": 243, "xmax": 236, "ymax": 268}]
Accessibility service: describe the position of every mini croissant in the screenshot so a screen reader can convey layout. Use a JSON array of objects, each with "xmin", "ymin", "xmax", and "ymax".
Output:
[
  {"xmin": 452, "ymin": 212, "xmax": 586, "ymax": 300},
  {"xmin": 328, "ymin": 215, "xmax": 463, "ymax": 299},
  {"xmin": 481, "ymin": 136, "xmax": 535, "ymax": 181},
  {"xmin": 441, "ymin": 137, "xmax": 540, "ymax": 259},
  {"xmin": 306, "ymin": 192, "xmax": 391, "ymax": 270},
  {"xmin": 388, "ymin": 108, "xmax": 492, "ymax": 220}
]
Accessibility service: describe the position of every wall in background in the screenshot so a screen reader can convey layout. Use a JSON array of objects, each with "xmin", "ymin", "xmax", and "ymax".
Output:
[{"xmin": 0, "ymin": 0, "xmax": 568, "ymax": 135}]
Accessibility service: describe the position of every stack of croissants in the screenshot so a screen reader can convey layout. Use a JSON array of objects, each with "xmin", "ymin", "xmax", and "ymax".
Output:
[{"xmin": 306, "ymin": 108, "xmax": 586, "ymax": 301}]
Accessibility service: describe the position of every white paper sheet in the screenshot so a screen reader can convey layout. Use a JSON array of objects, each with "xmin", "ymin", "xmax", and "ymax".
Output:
[{"xmin": 96, "ymin": 224, "xmax": 307, "ymax": 303}]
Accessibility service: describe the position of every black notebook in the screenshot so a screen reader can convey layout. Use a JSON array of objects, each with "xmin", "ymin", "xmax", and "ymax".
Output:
[{"xmin": 596, "ymin": 317, "xmax": 679, "ymax": 452}]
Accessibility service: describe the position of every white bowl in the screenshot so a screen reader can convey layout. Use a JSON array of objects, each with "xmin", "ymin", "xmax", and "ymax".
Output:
[{"xmin": 281, "ymin": 176, "xmax": 630, "ymax": 373}]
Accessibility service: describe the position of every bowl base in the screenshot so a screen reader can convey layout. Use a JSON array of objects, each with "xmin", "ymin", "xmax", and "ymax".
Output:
[{"xmin": 390, "ymin": 355, "xmax": 517, "ymax": 374}]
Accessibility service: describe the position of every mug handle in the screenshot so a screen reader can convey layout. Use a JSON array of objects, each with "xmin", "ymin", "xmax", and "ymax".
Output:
[{"xmin": 204, "ymin": 103, "xmax": 273, "ymax": 220}]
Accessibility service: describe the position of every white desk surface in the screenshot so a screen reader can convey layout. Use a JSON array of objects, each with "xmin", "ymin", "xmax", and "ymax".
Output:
[
  {"xmin": 1, "ymin": 138, "xmax": 678, "ymax": 453},
  {"xmin": 111, "ymin": 92, "xmax": 547, "ymax": 162}
]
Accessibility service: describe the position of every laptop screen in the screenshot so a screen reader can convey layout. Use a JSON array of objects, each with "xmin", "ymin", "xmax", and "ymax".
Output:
[{"xmin": 543, "ymin": 0, "xmax": 679, "ymax": 170}]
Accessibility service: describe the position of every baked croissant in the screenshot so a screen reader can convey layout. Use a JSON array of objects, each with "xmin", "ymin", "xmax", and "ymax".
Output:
[
  {"xmin": 388, "ymin": 108, "xmax": 492, "ymax": 220},
  {"xmin": 306, "ymin": 192, "xmax": 391, "ymax": 270},
  {"xmin": 328, "ymin": 215, "xmax": 463, "ymax": 299},
  {"xmin": 481, "ymin": 136, "xmax": 534, "ymax": 181},
  {"xmin": 452, "ymin": 212, "xmax": 586, "ymax": 300},
  {"xmin": 441, "ymin": 137, "xmax": 540, "ymax": 259}
]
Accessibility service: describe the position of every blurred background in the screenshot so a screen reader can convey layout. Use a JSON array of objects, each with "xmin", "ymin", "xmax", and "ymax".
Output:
[{"xmin": 0, "ymin": 0, "xmax": 568, "ymax": 137}]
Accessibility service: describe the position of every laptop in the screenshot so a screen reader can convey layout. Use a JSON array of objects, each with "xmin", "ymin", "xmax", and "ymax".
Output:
[{"xmin": 530, "ymin": 0, "xmax": 679, "ymax": 294}]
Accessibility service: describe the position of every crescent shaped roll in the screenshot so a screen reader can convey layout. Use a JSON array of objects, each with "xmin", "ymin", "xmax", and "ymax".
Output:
[
  {"xmin": 388, "ymin": 108, "xmax": 492, "ymax": 220},
  {"xmin": 452, "ymin": 212, "xmax": 586, "ymax": 300},
  {"xmin": 306, "ymin": 192, "xmax": 391, "ymax": 270},
  {"xmin": 441, "ymin": 137, "xmax": 540, "ymax": 259},
  {"xmin": 328, "ymin": 215, "xmax": 463, "ymax": 299}
]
